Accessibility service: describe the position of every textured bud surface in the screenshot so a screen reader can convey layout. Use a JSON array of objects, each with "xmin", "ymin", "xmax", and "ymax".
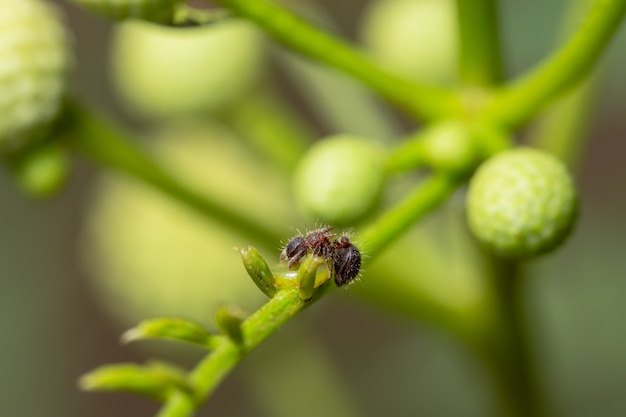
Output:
[
  {"xmin": 467, "ymin": 148, "xmax": 577, "ymax": 259},
  {"xmin": 69, "ymin": 0, "xmax": 183, "ymax": 22},
  {"xmin": 0, "ymin": 0, "xmax": 70, "ymax": 151},
  {"xmin": 294, "ymin": 135, "xmax": 386, "ymax": 224}
]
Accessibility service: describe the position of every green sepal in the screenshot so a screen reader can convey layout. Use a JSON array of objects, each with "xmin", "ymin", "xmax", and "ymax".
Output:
[
  {"xmin": 297, "ymin": 256, "xmax": 326, "ymax": 301},
  {"xmin": 79, "ymin": 360, "xmax": 191, "ymax": 402},
  {"xmin": 235, "ymin": 246, "xmax": 277, "ymax": 297},
  {"xmin": 122, "ymin": 317, "xmax": 215, "ymax": 349},
  {"xmin": 215, "ymin": 304, "xmax": 247, "ymax": 345}
]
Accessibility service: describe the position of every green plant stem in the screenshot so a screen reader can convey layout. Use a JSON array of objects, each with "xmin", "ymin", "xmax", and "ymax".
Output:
[
  {"xmin": 456, "ymin": 0, "xmax": 503, "ymax": 86},
  {"xmin": 66, "ymin": 102, "xmax": 283, "ymax": 246},
  {"xmin": 479, "ymin": 256, "xmax": 546, "ymax": 417},
  {"xmin": 528, "ymin": 0, "xmax": 599, "ymax": 170},
  {"xmin": 152, "ymin": 289, "xmax": 305, "ymax": 417},
  {"xmin": 483, "ymin": 0, "xmax": 626, "ymax": 128},
  {"xmin": 156, "ymin": 391, "xmax": 195, "ymax": 417},
  {"xmin": 213, "ymin": 0, "xmax": 459, "ymax": 120},
  {"xmin": 529, "ymin": 73, "xmax": 597, "ymax": 170},
  {"xmin": 359, "ymin": 174, "xmax": 460, "ymax": 256}
]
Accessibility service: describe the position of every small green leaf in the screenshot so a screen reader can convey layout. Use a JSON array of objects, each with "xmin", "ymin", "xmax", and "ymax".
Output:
[
  {"xmin": 235, "ymin": 246, "xmax": 277, "ymax": 297},
  {"xmin": 144, "ymin": 360, "xmax": 191, "ymax": 393},
  {"xmin": 79, "ymin": 363, "xmax": 177, "ymax": 401},
  {"xmin": 122, "ymin": 317, "xmax": 215, "ymax": 348},
  {"xmin": 215, "ymin": 304, "xmax": 247, "ymax": 345},
  {"xmin": 297, "ymin": 256, "xmax": 326, "ymax": 301}
]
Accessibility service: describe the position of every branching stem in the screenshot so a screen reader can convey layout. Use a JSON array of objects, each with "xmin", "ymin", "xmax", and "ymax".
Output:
[
  {"xmin": 456, "ymin": 0, "xmax": 503, "ymax": 86},
  {"xmin": 213, "ymin": 0, "xmax": 459, "ymax": 120},
  {"xmin": 152, "ymin": 289, "xmax": 305, "ymax": 416},
  {"xmin": 484, "ymin": 0, "xmax": 626, "ymax": 127}
]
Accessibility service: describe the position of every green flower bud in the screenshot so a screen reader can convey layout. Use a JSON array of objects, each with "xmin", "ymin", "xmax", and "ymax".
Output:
[
  {"xmin": 68, "ymin": 0, "xmax": 183, "ymax": 22},
  {"xmin": 296, "ymin": 256, "xmax": 326, "ymax": 301},
  {"xmin": 361, "ymin": 0, "xmax": 458, "ymax": 86},
  {"xmin": 467, "ymin": 147, "xmax": 578, "ymax": 259},
  {"xmin": 0, "ymin": 0, "xmax": 71, "ymax": 151},
  {"xmin": 11, "ymin": 143, "xmax": 69, "ymax": 198},
  {"xmin": 122, "ymin": 317, "xmax": 215, "ymax": 348},
  {"xmin": 420, "ymin": 120, "xmax": 479, "ymax": 174},
  {"xmin": 236, "ymin": 246, "xmax": 277, "ymax": 298},
  {"xmin": 294, "ymin": 135, "xmax": 386, "ymax": 224},
  {"xmin": 111, "ymin": 19, "xmax": 265, "ymax": 118},
  {"xmin": 215, "ymin": 304, "xmax": 247, "ymax": 345}
]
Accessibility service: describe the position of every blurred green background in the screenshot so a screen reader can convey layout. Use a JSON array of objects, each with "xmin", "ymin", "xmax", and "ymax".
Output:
[{"xmin": 1, "ymin": 0, "xmax": 625, "ymax": 416}]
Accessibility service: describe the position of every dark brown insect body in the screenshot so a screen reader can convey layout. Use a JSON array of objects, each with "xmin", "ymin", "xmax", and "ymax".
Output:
[
  {"xmin": 280, "ymin": 227, "xmax": 336, "ymax": 268},
  {"xmin": 333, "ymin": 237, "xmax": 362, "ymax": 286},
  {"xmin": 281, "ymin": 227, "xmax": 361, "ymax": 286}
]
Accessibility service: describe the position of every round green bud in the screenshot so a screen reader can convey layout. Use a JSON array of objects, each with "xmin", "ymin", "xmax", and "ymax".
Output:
[
  {"xmin": 294, "ymin": 135, "xmax": 386, "ymax": 224},
  {"xmin": 0, "ymin": 0, "xmax": 71, "ymax": 152},
  {"xmin": 82, "ymin": 122, "xmax": 298, "ymax": 326},
  {"xmin": 68, "ymin": 0, "xmax": 183, "ymax": 22},
  {"xmin": 420, "ymin": 121, "xmax": 478, "ymax": 174},
  {"xmin": 111, "ymin": 19, "xmax": 265, "ymax": 118},
  {"xmin": 11, "ymin": 143, "xmax": 69, "ymax": 198},
  {"xmin": 466, "ymin": 147, "xmax": 578, "ymax": 259},
  {"xmin": 360, "ymin": 0, "xmax": 458, "ymax": 86}
]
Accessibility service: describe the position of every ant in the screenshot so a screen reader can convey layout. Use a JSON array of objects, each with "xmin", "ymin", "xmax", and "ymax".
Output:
[{"xmin": 280, "ymin": 227, "xmax": 361, "ymax": 287}]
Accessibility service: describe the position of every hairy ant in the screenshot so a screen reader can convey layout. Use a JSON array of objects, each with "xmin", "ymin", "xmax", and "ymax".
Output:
[
  {"xmin": 281, "ymin": 227, "xmax": 361, "ymax": 287},
  {"xmin": 280, "ymin": 226, "xmax": 335, "ymax": 268}
]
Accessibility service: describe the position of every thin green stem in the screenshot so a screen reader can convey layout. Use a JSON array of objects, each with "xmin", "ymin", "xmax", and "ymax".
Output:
[
  {"xmin": 213, "ymin": 0, "xmax": 459, "ymax": 120},
  {"xmin": 155, "ymin": 289, "xmax": 305, "ymax": 417},
  {"xmin": 156, "ymin": 391, "xmax": 196, "ymax": 417},
  {"xmin": 478, "ymin": 256, "xmax": 546, "ymax": 417},
  {"xmin": 528, "ymin": 72, "xmax": 597, "ymax": 170},
  {"xmin": 456, "ymin": 0, "xmax": 504, "ymax": 86},
  {"xmin": 66, "ymin": 102, "xmax": 283, "ymax": 246},
  {"xmin": 483, "ymin": 0, "xmax": 626, "ymax": 128},
  {"xmin": 359, "ymin": 174, "xmax": 460, "ymax": 256},
  {"xmin": 528, "ymin": 0, "xmax": 599, "ymax": 170}
]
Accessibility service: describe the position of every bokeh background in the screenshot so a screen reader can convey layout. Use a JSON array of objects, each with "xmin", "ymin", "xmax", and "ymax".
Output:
[{"xmin": 1, "ymin": 0, "xmax": 625, "ymax": 416}]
